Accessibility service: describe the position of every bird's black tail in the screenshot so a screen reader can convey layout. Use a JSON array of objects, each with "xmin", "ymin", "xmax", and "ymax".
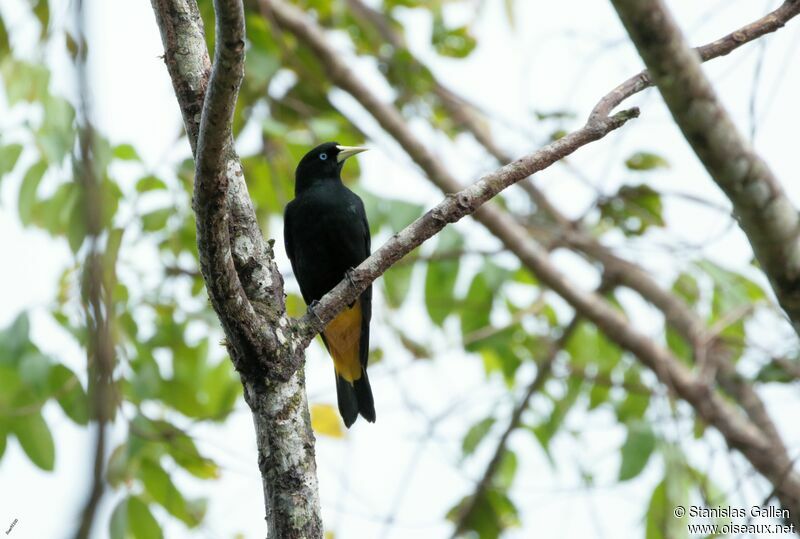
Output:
[{"xmin": 336, "ymin": 370, "xmax": 375, "ymax": 428}]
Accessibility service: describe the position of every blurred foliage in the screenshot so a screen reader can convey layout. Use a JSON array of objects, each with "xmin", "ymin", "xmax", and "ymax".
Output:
[{"xmin": 0, "ymin": 0, "xmax": 792, "ymax": 538}]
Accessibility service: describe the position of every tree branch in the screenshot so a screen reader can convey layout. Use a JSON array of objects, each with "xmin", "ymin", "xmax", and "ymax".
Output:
[
  {"xmin": 591, "ymin": 0, "xmax": 800, "ymax": 120},
  {"xmin": 568, "ymin": 233, "xmax": 787, "ymax": 450},
  {"xmin": 192, "ymin": 0, "xmax": 268, "ymax": 375},
  {"xmin": 294, "ymin": 108, "xmax": 638, "ymax": 343},
  {"xmin": 610, "ymin": 0, "xmax": 800, "ymax": 339},
  {"xmin": 151, "ymin": 0, "xmax": 300, "ymax": 381},
  {"xmin": 73, "ymin": 2, "xmax": 115, "ymax": 535},
  {"xmin": 345, "ymin": 0, "xmax": 792, "ymax": 457},
  {"xmin": 262, "ymin": 0, "xmax": 800, "ymax": 524},
  {"xmin": 451, "ymin": 316, "xmax": 581, "ymax": 537}
]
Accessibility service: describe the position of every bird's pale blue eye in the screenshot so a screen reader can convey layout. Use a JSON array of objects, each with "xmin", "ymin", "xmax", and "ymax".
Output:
[{"xmin": 319, "ymin": 153, "xmax": 328, "ymax": 161}]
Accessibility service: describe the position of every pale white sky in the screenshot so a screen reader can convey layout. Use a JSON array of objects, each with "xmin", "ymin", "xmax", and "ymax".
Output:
[{"xmin": 1, "ymin": 0, "xmax": 799, "ymax": 538}]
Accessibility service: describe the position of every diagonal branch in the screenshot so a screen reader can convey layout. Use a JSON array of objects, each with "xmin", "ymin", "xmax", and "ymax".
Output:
[
  {"xmin": 262, "ymin": 0, "xmax": 800, "ymax": 525},
  {"xmin": 346, "ymin": 0, "xmax": 793, "ymax": 452},
  {"xmin": 293, "ymin": 109, "xmax": 639, "ymax": 342},
  {"xmin": 610, "ymin": 0, "xmax": 800, "ymax": 338},
  {"xmin": 591, "ymin": 0, "xmax": 800, "ymax": 121}
]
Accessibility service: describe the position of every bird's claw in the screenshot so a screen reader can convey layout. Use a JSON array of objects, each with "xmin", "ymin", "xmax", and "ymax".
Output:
[
  {"xmin": 345, "ymin": 268, "xmax": 358, "ymax": 289},
  {"xmin": 308, "ymin": 300, "xmax": 325, "ymax": 326}
]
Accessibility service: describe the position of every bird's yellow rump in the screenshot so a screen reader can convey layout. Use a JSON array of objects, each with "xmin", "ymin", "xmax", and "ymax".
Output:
[{"xmin": 323, "ymin": 302, "xmax": 363, "ymax": 382}]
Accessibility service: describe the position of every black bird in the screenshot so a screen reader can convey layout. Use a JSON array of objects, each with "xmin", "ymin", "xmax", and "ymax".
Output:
[{"xmin": 284, "ymin": 142, "xmax": 375, "ymax": 427}]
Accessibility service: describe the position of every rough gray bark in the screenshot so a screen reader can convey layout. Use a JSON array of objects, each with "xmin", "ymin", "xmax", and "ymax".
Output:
[
  {"xmin": 610, "ymin": 0, "xmax": 800, "ymax": 339},
  {"xmin": 592, "ymin": 0, "xmax": 800, "ymax": 120},
  {"xmin": 150, "ymin": 1, "xmax": 323, "ymax": 537}
]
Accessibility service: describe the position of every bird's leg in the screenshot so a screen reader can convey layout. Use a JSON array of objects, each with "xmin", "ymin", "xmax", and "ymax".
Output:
[
  {"xmin": 344, "ymin": 268, "xmax": 359, "ymax": 308},
  {"xmin": 345, "ymin": 268, "xmax": 358, "ymax": 289},
  {"xmin": 308, "ymin": 300, "xmax": 326, "ymax": 326}
]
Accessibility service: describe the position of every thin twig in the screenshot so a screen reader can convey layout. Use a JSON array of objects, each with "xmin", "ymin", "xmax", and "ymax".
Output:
[
  {"xmin": 450, "ymin": 317, "xmax": 582, "ymax": 536},
  {"xmin": 72, "ymin": 1, "xmax": 116, "ymax": 537}
]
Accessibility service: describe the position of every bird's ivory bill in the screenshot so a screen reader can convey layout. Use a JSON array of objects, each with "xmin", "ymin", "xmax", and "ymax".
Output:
[{"xmin": 336, "ymin": 145, "xmax": 368, "ymax": 162}]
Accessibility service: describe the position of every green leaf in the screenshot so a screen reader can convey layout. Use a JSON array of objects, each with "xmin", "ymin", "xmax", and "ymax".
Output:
[
  {"xmin": 756, "ymin": 360, "xmax": 798, "ymax": 383},
  {"xmin": 0, "ymin": 16, "xmax": 9, "ymax": 56},
  {"xmin": 462, "ymin": 417, "xmax": 495, "ymax": 458},
  {"xmin": 383, "ymin": 259, "xmax": 414, "ymax": 308},
  {"xmin": 12, "ymin": 411, "xmax": 55, "ymax": 470},
  {"xmin": 161, "ymin": 425, "xmax": 220, "ymax": 479},
  {"xmin": 588, "ymin": 384, "xmax": 610, "ymax": 410},
  {"xmin": 113, "ymin": 144, "xmax": 140, "ymax": 161},
  {"xmin": 203, "ymin": 359, "xmax": 239, "ymax": 420},
  {"xmin": 139, "ymin": 457, "xmax": 197, "ymax": 526},
  {"xmin": 645, "ymin": 454, "xmax": 690, "ymax": 539},
  {"xmin": 495, "ymin": 449, "xmax": 518, "ymax": 489},
  {"xmin": 141, "ymin": 208, "xmax": 172, "ymax": 232},
  {"xmin": 666, "ymin": 326, "xmax": 692, "ymax": 365},
  {"xmin": 48, "ymin": 365, "xmax": 89, "ymax": 425},
  {"xmin": 109, "ymin": 498, "xmax": 127, "ymax": 539},
  {"xmin": 18, "ymin": 161, "xmax": 47, "ymax": 226},
  {"xmin": 39, "ymin": 97, "xmax": 76, "ymax": 163},
  {"xmin": 532, "ymin": 377, "xmax": 583, "ymax": 452},
  {"xmin": 424, "ymin": 227, "xmax": 462, "ymax": 325},
  {"xmin": 66, "ymin": 186, "xmax": 87, "ymax": 252},
  {"xmin": 446, "ymin": 490, "xmax": 520, "ymax": 537},
  {"xmin": 432, "ymin": 15, "xmax": 476, "ymax": 58},
  {"xmin": 625, "ymin": 151, "xmax": 669, "ymax": 171},
  {"xmin": 106, "ymin": 443, "xmax": 130, "ymax": 487},
  {"xmin": 615, "ymin": 370, "xmax": 650, "ymax": 422},
  {"xmin": 460, "ymin": 269, "xmax": 499, "ymax": 338},
  {"xmin": 105, "ymin": 228, "xmax": 124, "ymax": 285},
  {"xmin": 672, "ymin": 273, "xmax": 699, "ymax": 306},
  {"xmin": 0, "ymin": 144, "xmax": 23, "ymax": 177},
  {"xmin": 0, "ymin": 312, "xmax": 30, "ymax": 359},
  {"xmin": 136, "ymin": 175, "xmax": 167, "ymax": 192},
  {"xmin": 0, "ymin": 423, "xmax": 6, "ymax": 460},
  {"xmin": 33, "ymin": 0, "xmax": 49, "ymax": 37},
  {"xmin": 645, "ymin": 480, "xmax": 669, "ymax": 539},
  {"xmin": 566, "ymin": 321, "xmax": 622, "ymax": 373},
  {"xmin": 599, "ymin": 184, "xmax": 664, "ymax": 236},
  {"xmin": 619, "ymin": 422, "xmax": 656, "ymax": 481},
  {"xmin": 698, "ymin": 259, "xmax": 766, "ymax": 315},
  {"xmin": 65, "ymin": 31, "xmax": 82, "ymax": 60},
  {"xmin": 19, "ymin": 351, "xmax": 51, "ymax": 394},
  {"xmin": 110, "ymin": 496, "xmax": 163, "ymax": 539},
  {"xmin": 386, "ymin": 199, "xmax": 423, "ymax": 233},
  {"xmin": 1, "ymin": 60, "xmax": 50, "ymax": 104}
]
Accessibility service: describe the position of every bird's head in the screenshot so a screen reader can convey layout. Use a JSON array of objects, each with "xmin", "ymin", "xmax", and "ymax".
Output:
[{"xmin": 294, "ymin": 142, "xmax": 368, "ymax": 192}]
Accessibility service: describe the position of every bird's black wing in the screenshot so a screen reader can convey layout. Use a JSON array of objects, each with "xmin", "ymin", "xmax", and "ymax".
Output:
[
  {"xmin": 320, "ymin": 194, "xmax": 372, "ymax": 368},
  {"xmin": 283, "ymin": 199, "xmax": 297, "ymax": 276},
  {"xmin": 355, "ymin": 196, "xmax": 372, "ymax": 370}
]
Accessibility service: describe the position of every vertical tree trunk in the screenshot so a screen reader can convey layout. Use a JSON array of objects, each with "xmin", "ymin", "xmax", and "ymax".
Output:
[
  {"xmin": 245, "ymin": 373, "xmax": 323, "ymax": 538},
  {"xmin": 149, "ymin": 1, "xmax": 323, "ymax": 536}
]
